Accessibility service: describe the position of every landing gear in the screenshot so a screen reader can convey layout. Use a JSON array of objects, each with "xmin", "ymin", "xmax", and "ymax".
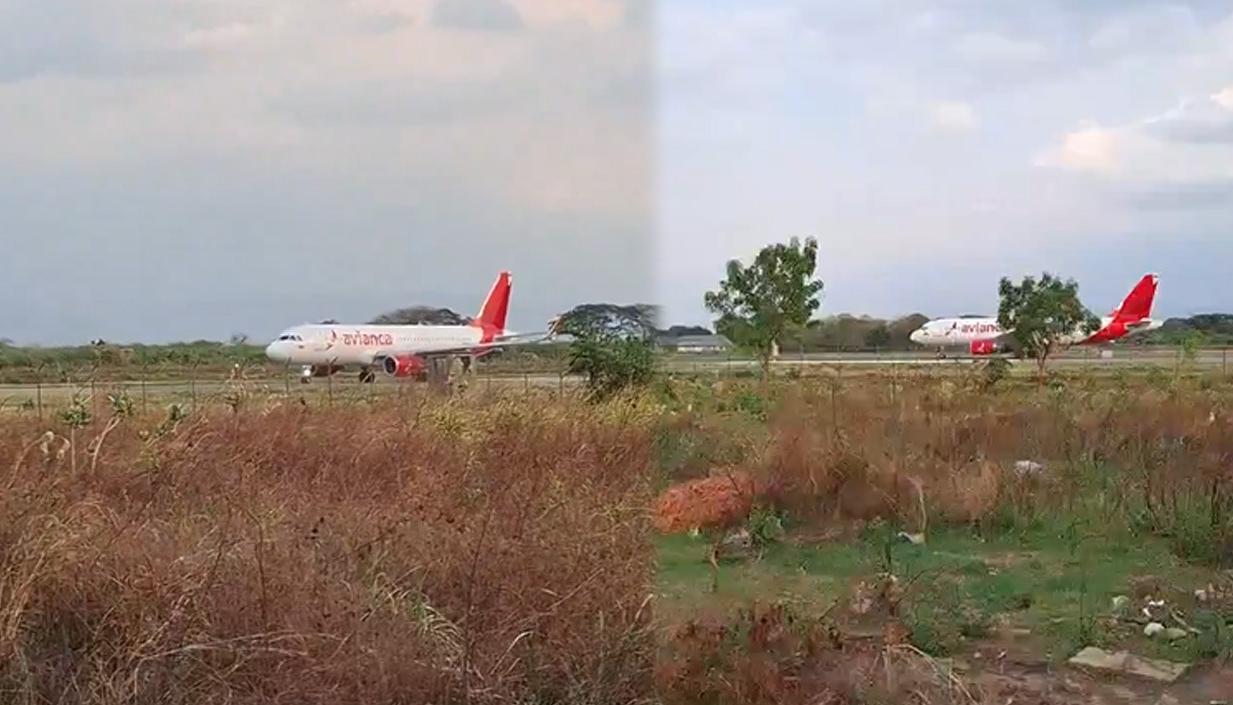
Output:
[{"xmin": 358, "ymin": 367, "xmax": 376, "ymax": 384}]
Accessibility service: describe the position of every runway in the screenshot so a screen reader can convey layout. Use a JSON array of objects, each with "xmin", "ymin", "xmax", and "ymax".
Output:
[
  {"xmin": 665, "ymin": 348, "xmax": 1230, "ymax": 371},
  {"xmin": 1, "ymin": 348, "xmax": 1226, "ymax": 413}
]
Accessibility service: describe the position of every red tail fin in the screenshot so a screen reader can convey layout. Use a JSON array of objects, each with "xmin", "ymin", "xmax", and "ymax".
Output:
[
  {"xmin": 1111, "ymin": 273, "xmax": 1158, "ymax": 322},
  {"xmin": 475, "ymin": 271, "xmax": 512, "ymax": 332}
]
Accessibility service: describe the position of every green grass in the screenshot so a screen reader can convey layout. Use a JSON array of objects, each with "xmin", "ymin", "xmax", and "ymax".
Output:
[{"xmin": 656, "ymin": 519, "xmax": 1224, "ymax": 662}]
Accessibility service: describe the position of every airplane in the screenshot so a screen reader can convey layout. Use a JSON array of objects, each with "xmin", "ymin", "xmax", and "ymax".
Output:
[
  {"xmin": 265, "ymin": 271, "xmax": 554, "ymax": 383},
  {"xmin": 908, "ymin": 273, "xmax": 1163, "ymax": 357}
]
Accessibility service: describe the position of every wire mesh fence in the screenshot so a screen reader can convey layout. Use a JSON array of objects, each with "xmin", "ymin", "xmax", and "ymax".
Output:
[{"xmin": 1, "ymin": 345, "xmax": 1228, "ymax": 417}]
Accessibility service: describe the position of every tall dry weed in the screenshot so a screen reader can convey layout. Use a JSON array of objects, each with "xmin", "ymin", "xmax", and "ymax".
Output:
[
  {"xmin": 741, "ymin": 376, "xmax": 1233, "ymax": 546},
  {"xmin": 0, "ymin": 393, "xmax": 658, "ymax": 704}
]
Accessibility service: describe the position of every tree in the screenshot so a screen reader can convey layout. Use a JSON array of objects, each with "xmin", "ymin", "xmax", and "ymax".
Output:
[
  {"xmin": 1179, "ymin": 329, "xmax": 1205, "ymax": 367},
  {"xmin": 864, "ymin": 323, "xmax": 891, "ymax": 350},
  {"xmin": 567, "ymin": 334, "xmax": 656, "ymax": 400},
  {"xmin": 888, "ymin": 314, "xmax": 929, "ymax": 349},
  {"xmin": 704, "ymin": 237, "xmax": 823, "ymax": 378},
  {"xmin": 555, "ymin": 303, "xmax": 659, "ymax": 341},
  {"xmin": 228, "ymin": 333, "xmax": 249, "ymax": 346},
  {"xmin": 997, "ymin": 273, "xmax": 1099, "ymax": 379},
  {"xmin": 556, "ymin": 303, "xmax": 658, "ymax": 399},
  {"xmin": 369, "ymin": 307, "xmax": 469, "ymax": 325},
  {"xmin": 660, "ymin": 324, "xmax": 713, "ymax": 339}
]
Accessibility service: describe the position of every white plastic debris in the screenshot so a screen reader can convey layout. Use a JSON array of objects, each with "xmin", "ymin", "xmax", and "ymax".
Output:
[
  {"xmin": 896, "ymin": 531, "xmax": 926, "ymax": 545},
  {"xmin": 1144, "ymin": 622, "xmax": 1166, "ymax": 637},
  {"xmin": 1012, "ymin": 460, "xmax": 1044, "ymax": 477}
]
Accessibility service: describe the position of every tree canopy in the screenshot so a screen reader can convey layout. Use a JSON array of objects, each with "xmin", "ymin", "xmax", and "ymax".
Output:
[
  {"xmin": 553, "ymin": 303, "xmax": 659, "ymax": 399},
  {"xmin": 660, "ymin": 325, "xmax": 713, "ymax": 339},
  {"xmin": 997, "ymin": 273, "xmax": 1099, "ymax": 377},
  {"xmin": 369, "ymin": 307, "xmax": 470, "ymax": 326},
  {"xmin": 703, "ymin": 237, "xmax": 823, "ymax": 375},
  {"xmin": 554, "ymin": 303, "xmax": 659, "ymax": 341}
]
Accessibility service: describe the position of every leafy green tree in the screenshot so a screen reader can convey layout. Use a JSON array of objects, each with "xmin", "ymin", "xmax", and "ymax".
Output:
[
  {"xmin": 888, "ymin": 314, "xmax": 929, "ymax": 349},
  {"xmin": 556, "ymin": 303, "xmax": 659, "ymax": 340},
  {"xmin": 566, "ymin": 334, "xmax": 656, "ymax": 400},
  {"xmin": 1179, "ymin": 329, "xmax": 1205, "ymax": 367},
  {"xmin": 864, "ymin": 324, "xmax": 891, "ymax": 350},
  {"xmin": 660, "ymin": 325, "xmax": 713, "ymax": 338},
  {"xmin": 369, "ymin": 307, "xmax": 469, "ymax": 325},
  {"xmin": 556, "ymin": 303, "xmax": 658, "ymax": 400},
  {"xmin": 997, "ymin": 273, "xmax": 1099, "ymax": 379},
  {"xmin": 704, "ymin": 237, "xmax": 823, "ymax": 378}
]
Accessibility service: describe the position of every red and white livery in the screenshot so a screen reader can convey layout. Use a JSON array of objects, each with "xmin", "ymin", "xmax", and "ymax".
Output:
[
  {"xmin": 909, "ymin": 274, "xmax": 1163, "ymax": 356},
  {"xmin": 265, "ymin": 271, "xmax": 549, "ymax": 382}
]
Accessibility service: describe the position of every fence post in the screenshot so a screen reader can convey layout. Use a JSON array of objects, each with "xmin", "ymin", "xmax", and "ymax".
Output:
[
  {"xmin": 284, "ymin": 362, "xmax": 290, "ymax": 395},
  {"xmin": 1224, "ymin": 347, "xmax": 1228, "ymax": 377},
  {"xmin": 36, "ymin": 364, "xmax": 44, "ymax": 422},
  {"xmin": 829, "ymin": 372, "xmax": 839, "ymax": 443},
  {"xmin": 190, "ymin": 363, "xmax": 197, "ymax": 413},
  {"xmin": 141, "ymin": 363, "xmax": 149, "ymax": 416}
]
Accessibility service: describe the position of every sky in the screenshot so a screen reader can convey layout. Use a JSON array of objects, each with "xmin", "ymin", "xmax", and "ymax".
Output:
[
  {"xmin": 659, "ymin": 0, "xmax": 1233, "ymax": 325},
  {"xmin": 2, "ymin": 1, "xmax": 1232, "ymax": 344},
  {"xmin": 0, "ymin": 0, "xmax": 653, "ymax": 344}
]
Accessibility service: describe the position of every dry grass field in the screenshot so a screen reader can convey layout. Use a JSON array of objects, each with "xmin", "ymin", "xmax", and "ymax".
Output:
[{"xmin": 2, "ymin": 366, "xmax": 1232, "ymax": 703}]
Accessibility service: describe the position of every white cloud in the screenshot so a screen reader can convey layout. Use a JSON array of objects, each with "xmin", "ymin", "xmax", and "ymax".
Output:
[
  {"xmin": 928, "ymin": 100, "xmax": 978, "ymax": 131},
  {"xmin": 1037, "ymin": 88, "xmax": 1233, "ymax": 182},
  {"xmin": 1036, "ymin": 121, "xmax": 1121, "ymax": 173},
  {"xmin": 1213, "ymin": 85, "xmax": 1233, "ymax": 111}
]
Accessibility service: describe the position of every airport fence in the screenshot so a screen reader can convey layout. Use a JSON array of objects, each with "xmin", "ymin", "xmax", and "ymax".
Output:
[
  {"xmin": 665, "ymin": 344, "xmax": 1233, "ymax": 374},
  {"xmin": 1, "ymin": 345, "xmax": 1229, "ymax": 419},
  {"xmin": 0, "ymin": 359, "xmax": 588, "ymax": 420}
]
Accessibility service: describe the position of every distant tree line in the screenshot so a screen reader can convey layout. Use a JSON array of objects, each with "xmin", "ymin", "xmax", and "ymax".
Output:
[
  {"xmin": 777, "ymin": 313, "xmax": 930, "ymax": 352},
  {"xmin": 1138, "ymin": 315, "xmax": 1233, "ymax": 346},
  {"xmin": 3, "ymin": 304, "xmax": 1230, "ymax": 376}
]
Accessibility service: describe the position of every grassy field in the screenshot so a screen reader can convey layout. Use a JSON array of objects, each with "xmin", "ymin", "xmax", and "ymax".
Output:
[{"xmin": 1, "ymin": 368, "xmax": 1232, "ymax": 703}]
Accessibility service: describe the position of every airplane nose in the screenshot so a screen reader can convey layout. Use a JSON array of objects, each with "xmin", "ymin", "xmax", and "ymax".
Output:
[
  {"xmin": 909, "ymin": 330, "xmax": 924, "ymax": 344},
  {"xmin": 265, "ymin": 342, "xmax": 288, "ymax": 362}
]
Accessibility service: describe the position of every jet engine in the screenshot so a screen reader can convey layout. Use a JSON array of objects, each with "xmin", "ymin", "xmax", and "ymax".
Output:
[
  {"xmin": 383, "ymin": 354, "xmax": 427, "ymax": 379},
  {"xmin": 969, "ymin": 339, "xmax": 1003, "ymax": 356}
]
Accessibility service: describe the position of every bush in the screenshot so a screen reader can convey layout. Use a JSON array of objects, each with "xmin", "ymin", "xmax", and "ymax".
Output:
[{"xmin": 568, "ymin": 335, "xmax": 657, "ymax": 400}]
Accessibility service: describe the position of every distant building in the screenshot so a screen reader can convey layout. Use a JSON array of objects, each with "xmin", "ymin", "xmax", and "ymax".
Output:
[{"xmin": 665, "ymin": 334, "xmax": 732, "ymax": 353}]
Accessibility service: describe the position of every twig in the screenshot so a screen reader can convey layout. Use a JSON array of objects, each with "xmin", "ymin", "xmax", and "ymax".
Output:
[
  {"xmin": 890, "ymin": 643, "xmax": 977, "ymax": 705},
  {"xmin": 6, "ymin": 432, "xmax": 53, "ymax": 491},
  {"xmin": 88, "ymin": 416, "xmax": 122, "ymax": 476}
]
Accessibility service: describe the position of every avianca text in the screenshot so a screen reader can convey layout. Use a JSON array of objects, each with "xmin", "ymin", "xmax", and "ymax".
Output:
[{"xmin": 331, "ymin": 332, "xmax": 395, "ymax": 347}]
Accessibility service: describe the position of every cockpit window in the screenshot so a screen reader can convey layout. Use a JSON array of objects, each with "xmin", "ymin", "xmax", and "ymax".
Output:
[{"xmin": 276, "ymin": 334, "xmax": 303, "ymax": 342}]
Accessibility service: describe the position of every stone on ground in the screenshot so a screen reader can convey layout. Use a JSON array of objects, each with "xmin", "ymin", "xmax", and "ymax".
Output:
[{"xmin": 1068, "ymin": 646, "xmax": 1190, "ymax": 684}]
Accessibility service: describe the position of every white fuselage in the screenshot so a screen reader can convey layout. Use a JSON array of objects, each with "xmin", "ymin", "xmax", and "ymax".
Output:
[
  {"xmin": 909, "ymin": 316, "xmax": 1161, "ymax": 348},
  {"xmin": 264, "ymin": 324, "xmax": 485, "ymax": 367},
  {"xmin": 909, "ymin": 317, "xmax": 1006, "ymax": 347}
]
